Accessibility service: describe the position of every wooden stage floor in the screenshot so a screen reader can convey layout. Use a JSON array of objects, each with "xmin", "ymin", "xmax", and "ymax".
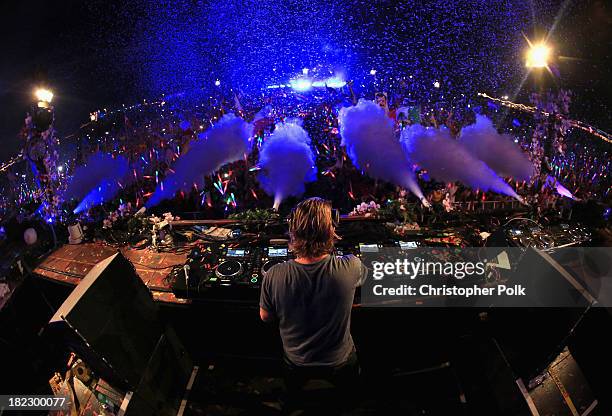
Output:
[{"xmin": 33, "ymin": 243, "xmax": 189, "ymax": 304}]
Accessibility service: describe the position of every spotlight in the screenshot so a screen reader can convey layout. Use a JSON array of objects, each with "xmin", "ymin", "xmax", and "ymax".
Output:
[
  {"xmin": 290, "ymin": 78, "xmax": 312, "ymax": 92},
  {"xmin": 323, "ymin": 77, "xmax": 346, "ymax": 88},
  {"xmin": 302, "ymin": 68, "xmax": 309, "ymax": 75},
  {"xmin": 370, "ymin": 69, "xmax": 377, "ymax": 75},
  {"xmin": 35, "ymin": 88, "xmax": 54, "ymax": 107},
  {"xmin": 433, "ymin": 81, "xmax": 440, "ymax": 88},
  {"xmin": 215, "ymin": 79, "xmax": 221, "ymax": 86},
  {"xmin": 526, "ymin": 42, "xmax": 550, "ymax": 68}
]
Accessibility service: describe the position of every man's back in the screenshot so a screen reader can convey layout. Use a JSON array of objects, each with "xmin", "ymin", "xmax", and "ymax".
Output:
[{"xmin": 260, "ymin": 254, "xmax": 366, "ymax": 367}]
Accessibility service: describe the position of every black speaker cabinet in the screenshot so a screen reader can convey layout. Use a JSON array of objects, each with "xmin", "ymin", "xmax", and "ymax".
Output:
[
  {"xmin": 527, "ymin": 348, "xmax": 598, "ymax": 416},
  {"xmin": 47, "ymin": 252, "xmax": 192, "ymax": 415},
  {"xmin": 454, "ymin": 335, "xmax": 598, "ymax": 415},
  {"xmin": 123, "ymin": 326, "xmax": 194, "ymax": 415}
]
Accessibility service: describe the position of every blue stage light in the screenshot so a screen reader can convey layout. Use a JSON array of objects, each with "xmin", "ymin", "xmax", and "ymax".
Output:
[
  {"xmin": 324, "ymin": 78, "xmax": 346, "ymax": 88},
  {"xmin": 291, "ymin": 78, "xmax": 312, "ymax": 92},
  {"xmin": 95, "ymin": 1, "xmax": 534, "ymax": 100}
]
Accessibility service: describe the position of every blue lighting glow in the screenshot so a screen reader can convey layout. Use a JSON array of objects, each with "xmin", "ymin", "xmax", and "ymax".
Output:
[
  {"xmin": 89, "ymin": 1, "xmax": 537, "ymax": 103},
  {"xmin": 290, "ymin": 78, "xmax": 313, "ymax": 92},
  {"xmin": 271, "ymin": 76, "xmax": 345, "ymax": 90},
  {"xmin": 74, "ymin": 180, "xmax": 122, "ymax": 214},
  {"xmin": 324, "ymin": 77, "xmax": 346, "ymax": 88}
]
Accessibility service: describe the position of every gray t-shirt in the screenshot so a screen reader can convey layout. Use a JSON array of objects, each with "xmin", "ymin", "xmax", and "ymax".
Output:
[{"xmin": 260, "ymin": 254, "xmax": 368, "ymax": 367}]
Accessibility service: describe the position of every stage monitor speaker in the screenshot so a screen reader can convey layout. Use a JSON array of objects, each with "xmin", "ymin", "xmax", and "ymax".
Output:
[
  {"xmin": 47, "ymin": 252, "xmax": 193, "ymax": 415},
  {"xmin": 527, "ymin": 348, "xmax": 598, "ymax": 416},
  {"xmin": 48, "ymin": 252, "xmax": 163, "ymax": 388},
  {"xmin": 123, "ymin": 326, "xmax": 193, "ymax": 415},
  {"xmin": 454, "ymin": 336, "xmax": 598, "ymax": 415},
  {"xmin": 489, "ymin": 247, "xmax": 593, "ymax": 383},
  {"xmin": 485, "ymin": 228, "xmax": 511, "ymax": 247}
]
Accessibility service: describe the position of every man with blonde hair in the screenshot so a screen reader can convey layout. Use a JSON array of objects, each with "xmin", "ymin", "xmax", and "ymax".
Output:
[{"xmin": 260, "ymin": 197, "xmax": 367, "ymax": 405}]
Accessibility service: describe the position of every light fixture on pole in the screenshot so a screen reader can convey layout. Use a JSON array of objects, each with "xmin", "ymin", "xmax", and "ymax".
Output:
[
  {"xmin": 525, "ymin": 40, "xmax": 551, "ymax": 69},
  {"xmin": 35, "ymin": 88, "xmax": 54, "ymax": 108}
]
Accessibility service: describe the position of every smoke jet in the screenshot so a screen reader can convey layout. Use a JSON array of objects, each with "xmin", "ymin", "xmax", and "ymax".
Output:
[
  {"xmin": 146, "ymin": 114, "xmax": 251, "ymax": 208},
  {"xmin": 459, "ymin": 115, "xmax": 534, "ymax": 181},
  {"xmin": 339, "ymin": 100, "xmax": 425, "ymax": 202},
  {"xmin": 257, "ymin": 121, "xmax": 316, "ymax": 209},
  {"xmin": 64, "ymin": 152, "xmax": 129, "ymax": 213},
  {"xmin": 545, "ymin": 175, "xmax": 577, "ymax": 200},
  {"xmin": 401, "ymin": 124, "xmax": 522, "ymax": 201}
]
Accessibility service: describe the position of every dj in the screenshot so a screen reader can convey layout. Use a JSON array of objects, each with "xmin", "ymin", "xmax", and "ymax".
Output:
[{"xmin": 259, "ymin": 197, "xmax": 368, "ymax": 404}]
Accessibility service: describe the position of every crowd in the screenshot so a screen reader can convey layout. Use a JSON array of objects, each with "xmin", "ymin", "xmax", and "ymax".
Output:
[{"xmin": 1, "ymin": 81, "xmax": 610, "ymax": 226}]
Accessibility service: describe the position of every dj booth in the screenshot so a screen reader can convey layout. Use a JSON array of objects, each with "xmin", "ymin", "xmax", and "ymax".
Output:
[
  {"xmin": 33, "ymin": 215, "xmax": 592, "ymax": 308},
  {"xmin": 27, "ymin": 216, "xmax": 604, "ymax": 414},
  {"xmin": 33, "ymin": 216, "xmax": 479, "ymax": 306}
]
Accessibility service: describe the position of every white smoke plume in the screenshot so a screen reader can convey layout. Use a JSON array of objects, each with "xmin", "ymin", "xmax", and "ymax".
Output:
[
  {"xmin": 401, "ymin": 124, "xmax": 522, "ymax": 200},
  {"xmin": 339, "ymin": 99, "xmax": 425, "ymax": 202},
  {"xmin": 64, "ymin": 152, "xmax": 129, "ymax": 206},
  {"xmin": 459, "ymin": 115, "xmax": 534, "ymax": 181},
  {"xmin": 258, "ymin": 121, "xmax": 317, "ymax": 209},
  {"xmin": 146, "ymin": 113, "xmax": 251, "ymax": 207}
]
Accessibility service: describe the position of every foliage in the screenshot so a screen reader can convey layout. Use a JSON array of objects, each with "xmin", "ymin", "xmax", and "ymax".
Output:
[
  {"xmin": 377, "ymin": 199, "xmax": 417, "ymax": 223},
  {"xmin": 228, "ymin": 208, "xmax": 280, "ymax": 222}
]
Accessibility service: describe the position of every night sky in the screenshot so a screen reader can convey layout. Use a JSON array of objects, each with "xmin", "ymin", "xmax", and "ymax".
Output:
[{"xmin": 0, "ymin": 0, "xmax": 610, "ymax": 161}]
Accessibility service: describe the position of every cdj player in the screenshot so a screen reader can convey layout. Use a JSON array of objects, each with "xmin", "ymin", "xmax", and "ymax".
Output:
[
  {"xmin": 171, "ymin": 235, "xmax": 436, "ymax": 302},
  {"xmin": 171, "ymin": 243, "xmax": 293, "ymax": 300},
  {"xmin": 214, "ymin": 245, "xmax": 292, "ymax": 283},
  {"xmin": 171, "ymin": 240, "xmax": 379, "ymax": 301},
  {"xmin": 169, "ymin": 219, "xmax": 479, "ymax": 302}
]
